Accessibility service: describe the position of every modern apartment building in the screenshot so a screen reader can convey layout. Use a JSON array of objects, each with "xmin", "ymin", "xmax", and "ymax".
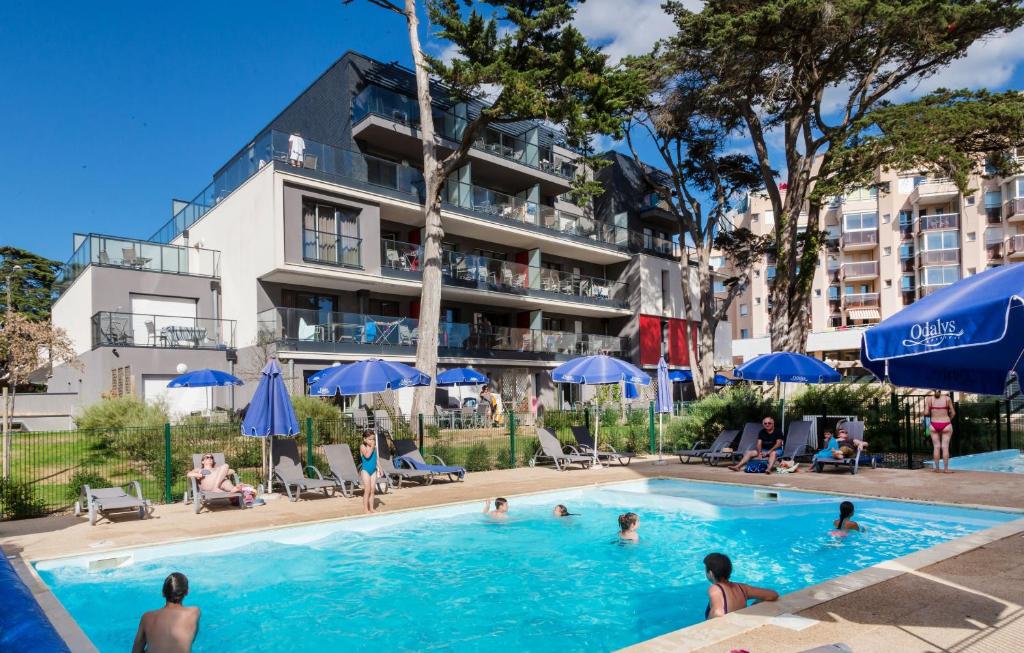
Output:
[
  {"xmin": 725, "ymin": 156, "xmax": 1024, "ymax": 368},
  {"xmin": 46, "ymin": 51, "xmax": 729, "ymax": 418}
]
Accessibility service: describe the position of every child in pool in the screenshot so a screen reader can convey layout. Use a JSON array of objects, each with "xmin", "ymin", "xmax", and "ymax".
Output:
[
  {"xmin": 618, "ymin": 512, "xmax": 640, "ymax": 542},
  {"xmin": 483, "ymin": 497, "xmax": 509, "ymax": 519},
  {"xmin": 831, "ymin": 500, "xmax": 864, "ymax": 535}
]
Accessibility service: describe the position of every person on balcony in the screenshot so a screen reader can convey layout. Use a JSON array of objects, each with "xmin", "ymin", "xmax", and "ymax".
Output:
[{"xmin": 288, "ymin": 131, "xmax": 306, "ymax": 167}]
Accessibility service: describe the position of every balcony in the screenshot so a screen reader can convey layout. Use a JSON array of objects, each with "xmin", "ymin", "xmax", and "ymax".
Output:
[
  {"xmin": 912, "ymin": 179, "xmax": 959, "ymax": 204},
  {"xmin": 92, "ymin": 312, "xmax": 235, "ymax": 349},
  {"xmin": 840, "ymin": 230, "xmax": 878, "ymax": 251},
  {"xmin": 843, "ymin": 292, "xmax": 880, "ymax": 309},
  {"xmin": 987, "ymin": 242, "xmax": 1004, "ymax": 260},
  {"xmin": 986, "ymin": 206, "xmax": 1003, "ymax": 224},
  {"xmin": 56, "ymin": 234, "xmax": 221, "ymax": 295},
  {"xmin": 302, "ymin": 229, "xmax": 362, "ymax": 268},
  {"xmin": 351, "ymin": 85, "xmax": 577, "ymax": 182},
  {"xmin": 381, "ymin": 240, "xmax": 627, "ymax": 308},
  {"xmin": 1005, "ymin": 199, "xmax": 1024, "ymax": 223},
  {"xmin": 1007, "ymin": 234, "xmax": 1024, "ymax": 259},
  {"xmin": 920, "ymin": 284, "xmax": 953, "ymax": 297},
  {"xmin": 918, "ymin": 212, "xmax": 959, "ymax": 231},
  {"xmin": 918, "ymin": 249, "xmax": 960, "ymax": 266},
  {"xmin": 258, "ymin": 307, "xmax": 626, "ymax": 360},
  {"xmin": 627, "ymin": 231, "xmax": 682, "ymax": 259},
  {"xmin": 840, "ymin": 261, "xmax": 879, "ymax": 280}
]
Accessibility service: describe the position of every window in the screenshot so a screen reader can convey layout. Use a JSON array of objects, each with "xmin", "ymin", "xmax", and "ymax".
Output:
[
  {"xmin": 828, "ymin": 286, "xmax": 839, "ymax": 300},
  {"xmin": 901, "ymin": 275, "xmax": 914, "ymax": 291},
  {"xmin": 882, "ymin": 213, "xmax": 891, "ymax": 224},
  {"xmin": 739, "ymin": 304, "xmax": 749, "ymax": 316},
  {"xmin": 814, "ymin": 289, "xmax": 822, "ymax": 297},
  {"xmin": 967, "ymin": 232, "xmax": 977, "ymax": 242},
  {"xmin": 302, "ymin": 199, "xmax": 360, "ymax": 263},
  {"xmin": 922, "ymin": 265, "xmax": 960, "ymax": 286},
  {"xmin": 966, "ymin": 195, "xmax": 976, "ymax": 206},
  {"xmin": 713, "ymin": 280, "xmax": 726, "ymax": 293},
  {"xmin": 883, "ymin": 246, "xmax": 892, "ymax": 256},
  {"xmin": 898, "ymin": 210, "xmax": 913, "ymax": 227},
  {"xmin": 476, "ymin": 248, "xmax": 507, "ymax": 261},
  {"xmin": 844, "ymin": 187, "xmax": 878, "ymax": 202},
  {"xmin": 542, "ymin": 317, "xmax": 564, "ymax": 331},
  {"xmin": 740, "ymin": 329, "xmax": 750, "ymax": 339},
  {"xmin": 765, "ymin": 266, "xmax": 776, "ymax": 280},
  {"xmin": 1017, "ymin": 178, "xmax": 1024, "ymax": 199},
  {"xmin": 899, "ymin": 243, "xmax": 914, "ymax": 259},
  {"xmin": 884, "ymin": 279, "xmax": 893, "ymax": 288},
  {"xmin": 709, "ymin": 256, "xmax": 725, "ymax": 268},
  {"xmin": 371, "ymin": 300, "xmax": 400, "ymax": 317},
  {"xmin": 755, "ymin": 297, "xmax": 762, "ymax": 305},
  {"xmin": 986, "ymin": 227, "xmax": 1004, "ymax": 244},
  {"xmin": 968, "ymin": 266, "xmax": 978, "ymax": 275},
  {"xmin": 983, "ymin": 191, "xmax": 1002, "ymax": 208},
  {"xmin": 643, "ymin": 227, "xmax": 654, "ymax": 250},
  {"xmin": 921, "ymin": 231, "xmax": 959, "ymax": 251},
  {"xmin": 754, "ymin": 269, "xmax": 760, "ymax": 278},
  {"xmin": 843, "ymin": 212, "xmax": 879, "ymax": 231},
  {"xmin": 751, "ymin": 213, "xmax": 759, "ymax": 223},
  {"xmin": 660, "ymin": 270, "xmax": 669, "ymax": 312}
]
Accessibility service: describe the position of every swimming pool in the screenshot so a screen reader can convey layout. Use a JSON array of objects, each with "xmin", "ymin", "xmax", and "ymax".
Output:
[
  {"xmin": 35, "ymin": 479, "xmax": 1018, "ymax": 653},
  {"xmin": 926, "ymin": 449, "xmax": 1024, "ymax": 473}
]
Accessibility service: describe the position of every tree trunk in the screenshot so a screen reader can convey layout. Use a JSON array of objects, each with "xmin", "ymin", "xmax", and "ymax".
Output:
[
  {"xmin": 402, "ymin": 0, "xmax": 443, "ymax": 420},
  {"xmin": 767, "ymin": 187, "xmax": 812, "ymax": 353},
  {"xmin": 681, "ymin": 248, "xmax": 716, "ymax": 399},
  {"xmin": 1, "ymin": 386, "xmax": 9, "ymax": 480}
]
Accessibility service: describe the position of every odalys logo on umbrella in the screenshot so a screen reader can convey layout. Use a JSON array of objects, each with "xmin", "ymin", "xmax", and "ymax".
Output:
[{"xmin": 901, "ymin": 319, "xmax": 965, "ymax": 348}]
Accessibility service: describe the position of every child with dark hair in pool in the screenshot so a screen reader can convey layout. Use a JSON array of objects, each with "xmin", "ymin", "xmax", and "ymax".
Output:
[
  {"xmin": 132, "ymin": 572, "xmax": 200, "ymax": 653},
  {"xmin": 618, "ymin": 512, "xmax": 640, "ymax": 542},
  {"xmin": 831, "ymin": 500, "xmax": 864, "ymax": 535},
  {"xmin": 703, "ymin": 553, "xmax": 778, "ymax": 619},
  {"xmin": 483, "ymin": 497, "xmax": 509, "ymax": 519}
]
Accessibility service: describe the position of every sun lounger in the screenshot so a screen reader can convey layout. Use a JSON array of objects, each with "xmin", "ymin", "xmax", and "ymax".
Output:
[
  {"xmin": 393, "ymin": 439, "xmax": 466, "ymax": 481},
  {"xmin": 322, "ymin": 443, "xmax": 389, "ymax": 497},
  {"xmin": 272, "ymin": 438, "xmax": 342, "ymax": 501},
  {"xmin": 673, "ymin": 429, "xmax": 738, "ymax": 463},
  {"xmin": 529, "ymin": 428, "xmax": 594, "ymax": 471},
  {"xmin": 570, "ymin": 425, "xmax": 633, "ymax": 465},
  {"xmin": 779, "ymin": 420, "xmax": 816, "ymax": 462},
  {"xmin": 188, "ymin": 452, "xmax": 245, "ymax": 514},
  {"xmin": 76, "ymin": 482, "xmax": 149, "ymax": 526},
  {"xmin": 352, "ymin": 407, "xmax": 371, "ymax": 429},
  {"xmin": 704, "ymin": 422, "xmax": 761, "ymax": 466},
  {"xmin": 813, "ymin": 420, "xmax": 878, "ymax": 474},
  {"xmin": 376, "ymin": 433, "xmax": 433, "ymax": 488},
  {"xmin": 374, "ymin": 410, "xmax": 393, "ymax": 433}
]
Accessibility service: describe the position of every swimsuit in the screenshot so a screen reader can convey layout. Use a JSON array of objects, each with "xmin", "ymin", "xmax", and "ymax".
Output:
[
  {"xmin": 360, "ymin": 449, "xmax": 378, "ymax": 476},
  {"xmin": 929, "ymin": 399, "xmax": 951, "ymax": 432},
  {"xmin": 704, "ymin": 583, "xmax": 747, "ymax": 620}
]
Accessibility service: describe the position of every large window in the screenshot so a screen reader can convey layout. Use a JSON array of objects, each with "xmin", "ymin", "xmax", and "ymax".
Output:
[
  {"xmin": 1016, "ymin": 178, "xmax": 1024, "ymax": 199},
  {"xmin": 922, "ymin": 265, "xmax": 960, "ymax": 286},
  {"xmin": 985, "ymin": 190, "xmax": 1003, "ymax": 208},
  {"xmin": 844, "ymin": 187, "xmax": 878, "ymax": 202},
  {"xmin": 828, "ymin": 286, "xmax": 839, "ymax": 300},
  {"xmin": 843, "ymin": 212, "xmax": 878, "ymax": 231},
  {"xmin": 921, "ymin": 230, "xmax": 959, "ymax": 251},
  {"xmin": 302, "ymin": 199, "xmax": 360, "ymax": 266}
]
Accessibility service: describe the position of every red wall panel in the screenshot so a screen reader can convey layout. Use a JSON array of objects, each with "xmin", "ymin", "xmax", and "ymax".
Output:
[{"xmin": 638, "ymin": 315, "xmax": 662, "ymax": 366}]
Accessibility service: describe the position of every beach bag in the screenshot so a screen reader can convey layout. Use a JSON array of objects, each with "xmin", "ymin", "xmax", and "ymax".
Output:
[{"xmin": 744, "ymin": 459, "xmax": 769, "ymax": 473}]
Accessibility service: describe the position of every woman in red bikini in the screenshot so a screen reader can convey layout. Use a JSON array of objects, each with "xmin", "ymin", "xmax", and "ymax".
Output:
[{"xmin": 925, "ymin": 389, "xmax": 955, "ymax": 473}]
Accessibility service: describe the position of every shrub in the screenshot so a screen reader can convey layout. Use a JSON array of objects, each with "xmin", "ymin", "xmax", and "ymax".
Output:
[
  {"xmin": 75, "ymin": 397, "xmax": 168, "ymax": 431},
  {"xmin": 518, "ymin": 437, "xmax": 539, "ymax": 465},
  {"xmin": 464, "ymin": 443, "xmax": 492, "ymax": 472},
  {"xmin": 427, "ymin": 442, "xmax": 454, "ymax": 466},
  {"xmin": 540, "ymin": 410, "xmax": 579, "ymax": 433},
  {"xmin": 291, "ymin": 396, "xmax": 342, "ymax": 427},
  {"xmin": 625, "ymin": 425, "xmax": 649, "ymax": 455},
  {"xmin": 0, "ymin": 479, "xmax": 45, "ymax": 520},
  {"xmin": 495, "ymin": 446, "xmax": 514, "ymax": 469},
  {"xmin": 600, "ymin": 406, "xmax": 620, "ymax": 427},
  {"xmin": 64, "ymin": 471, "xmax": 111, "ymax": 503},
  {"xmin": 666, "ymin": 385, "xmax": 775, "ymax": 448}
]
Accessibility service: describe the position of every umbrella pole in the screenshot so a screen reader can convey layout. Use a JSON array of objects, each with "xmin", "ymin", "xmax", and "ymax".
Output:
[
  {"xmin": 594, "ymin": 405, "xmax": 602, "ymax": 468},
  {"xmin": 655, "ymin": 412, "xmax": 666, "ymax": 466}
]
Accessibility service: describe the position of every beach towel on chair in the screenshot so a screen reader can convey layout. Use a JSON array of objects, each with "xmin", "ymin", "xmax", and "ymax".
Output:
[{"xmin": 396, "ymin": 455, "xmax": 466, "ymax": 480}]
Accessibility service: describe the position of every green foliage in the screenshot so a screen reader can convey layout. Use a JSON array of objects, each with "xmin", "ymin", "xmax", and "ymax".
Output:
[
  {"xmin": 495, "ymin": 446, "xmax": 514, "ymax": 470},
  {"xmin": 786, "ymin": 383, "xmax": 890, "ymax": 421},
  {"xmin": 64, "ymin": 471, "xmax": 111, "ymax": 503},
  {"xmin": 291, "ymin": 396, "xmax": 342, "ymax": 426},
  {"xmin": 518, "ymin": 436, "xmax": 539, "ymax": 465},
  {"xmin": 75, "ymin": 397, "xmax": 168, "ymax": 431},
  {"xmin": 0, "ymin": 246, "xmax": 63, "ymax": 321},
  {"xmin": 539, "ymin": 410, "xmax": 581, "ymax": 433},
  {"xmin": 428, "ymin": 442, "xmax": 454, "ymax": 467},
  {"xmin": 665, "ymin": 385, "xmax": 774, "ymax": 448},
  {"xmin": 463, "ymin": 443, "xmax": 492, "ymax": 472},
  {"xmin": 0, "ymin": 478, "xmax": 45, "ymax": 519},
  {"xmin": 599, "ymin": 406, "xmax": 620, "ymax": 428}
]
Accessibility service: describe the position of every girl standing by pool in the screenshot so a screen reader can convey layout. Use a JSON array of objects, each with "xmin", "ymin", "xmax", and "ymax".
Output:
[
  {"xmin": 925, "ymin": 390, "xmax": 955, "ymax": 474},
  {"xmin": 703, "ymin": 553, "xmax": 778, "ymax": 619},
  {"xmin": 359, "ymin": 430, "xmax": 378, "ymax": 514},
  {"xmin": 831, "ymin": 501, "xmax": 864, "ymax": 535},
  {"xmin": 618, "ymin": 512, "xmax": 640, "ymax": 542}
]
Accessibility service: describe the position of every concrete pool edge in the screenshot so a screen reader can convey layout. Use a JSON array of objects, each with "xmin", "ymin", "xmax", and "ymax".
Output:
[
  {"xmin": 13, "ymin": 474, "xmax": 1024, "ymax": 653},
  {"xmin": 618, "ymin": 516, "xmax": 1024, "ymax": 653}
]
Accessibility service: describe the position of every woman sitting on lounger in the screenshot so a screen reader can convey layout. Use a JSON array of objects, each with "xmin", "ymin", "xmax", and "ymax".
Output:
[
  {"xmin": 703, "ymin": 553, "xmax": 778, "ymax": 619},
  {"xmin": 187, "ymin": 454, "xmax": 244, "ymax": 494}
]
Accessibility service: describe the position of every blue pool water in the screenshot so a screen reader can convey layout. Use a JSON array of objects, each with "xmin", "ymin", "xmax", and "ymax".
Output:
[
  {"xmin": 925, "ymin": 449, "xmax": 1024, "ymax": 473},
  {"xmin": 36, "ymin": 479, "xmax": 1018, "ymax": 653}
]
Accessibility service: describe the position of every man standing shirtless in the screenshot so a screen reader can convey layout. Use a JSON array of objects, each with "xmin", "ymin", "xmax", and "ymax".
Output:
[{"xmin": 131, "ymin": 572, "xmax": 200, "ymax": 653}]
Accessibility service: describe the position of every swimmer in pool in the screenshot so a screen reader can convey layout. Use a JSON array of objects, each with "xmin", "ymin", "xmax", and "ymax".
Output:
[
  {"xmin": 831, "ymin": 500, "xmax": 864, "ymax": 534},
  {"xmin": 553, "ymin": 504, "xmax": 574, "ymax": 517},
  {"xmin": 483, "ymin": 497, "xmax": 509, "ymax": 518},
  {"xmin": 703, "ymin": 553, "xmax": 778, "ymax": 619},
  {"xmin": 131, "ymin": 572, "xmax": 200, "ymax": 653},
  {"xmin": 618, "ymin": 512, "xmax": 640, "ymax": 542}
]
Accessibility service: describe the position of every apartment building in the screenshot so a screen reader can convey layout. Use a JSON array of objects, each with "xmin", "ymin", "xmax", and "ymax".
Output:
[
  {"xmin": 726, "ymin": 157, "xmax": 1024, "ymax": 367},
  {"xmin": 47, "ymin": 51, "xmax": 728, "ymax": 417}
]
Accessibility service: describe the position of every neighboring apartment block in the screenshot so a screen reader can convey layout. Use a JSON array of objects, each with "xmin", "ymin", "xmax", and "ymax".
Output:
[
  {"xmin": 47, "ymin": 52, "xmax": 729, "ymax": 418},
  {"xmin": 725, "ymin": 155, "xmax": 1024, "ymax": 368}
]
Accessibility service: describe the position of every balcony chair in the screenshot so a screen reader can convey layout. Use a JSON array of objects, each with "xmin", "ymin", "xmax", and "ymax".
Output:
[
  {"xmin": 98, "ymin": 250, "xmax": 110, "ymax": 265},
  {"xmin": 302, "ymin": 153, "xmax": 318, "ymax": 169},
  {"xmin": 385, "ymin": 247, "xmax": 405, "ymax": 270},
  {"xmin": 145, "ymin": 320, "xmax": 168, "ymax": 346},
  {"xmin": 397, "ymin": 324, "xmax": 416, "ymax": 346}
]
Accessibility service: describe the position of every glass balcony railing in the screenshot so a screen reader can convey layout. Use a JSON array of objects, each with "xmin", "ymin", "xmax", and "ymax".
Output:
[
  {"xmin": 1005, "ymin": 198, "xmax": 1024, "ymax": 220},
  {"xmin": 1007, "ymin": 234, "xmax": 1024, "ymax": 255},
  {"xmin": 92, "ymin": 312, "xmax": 235, "ymax": 349},
  {"xmin": 257, "ymin": 307, "xmax": 626, "ymax": 358},
  {"xmin": 380, "ymin": 240, "xmax": 626, "ymax": 307},
  {"xmin": 841, "ymin": 261, "xmax": 879, "ymax": 277},
  {"xmin": 445, "ymin": 180, "xmax": 539, "ymax": 222},
  {"xmin": 920, "ymin": 284, "xmax": 954, "ymax": 297},
  {"xmin": 352, "ymin": 85, "xmax": 577, "ymax": 179},
  {"xmin": 918, "ymin": 249, "xmax": 960, "ymax": 266},
  {"xmin": 538, "ymin": 206, "xmax": 629, "ymax": 248},
  {"xmin": 302, "ymin": 228, "xmax": 362, "ymax": 268},
  {"xmin": 918, "ymin": 212, "xmax": 959, "ymax": 231},
  {"xmin": 841, "ymin": 230, "xmax": 878, "ymax": 248},
  {"xmin": 56, "ymin": 234, "xmax": 221, "ymax": 294},
  {"xmin": 843, "ymin": 292, "xmax": 880, "ymax": 308}
]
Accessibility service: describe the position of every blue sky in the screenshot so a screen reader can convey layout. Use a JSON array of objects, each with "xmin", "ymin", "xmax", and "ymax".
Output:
[{"xmin": 2, "ymin": 0, "xmax": 1023, "ymax": 263}]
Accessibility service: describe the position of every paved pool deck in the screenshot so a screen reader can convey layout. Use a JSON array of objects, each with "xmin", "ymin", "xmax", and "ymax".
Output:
[{"xmin": 5, "ymin": 459, "xmax": 1024, "ymax": 652}]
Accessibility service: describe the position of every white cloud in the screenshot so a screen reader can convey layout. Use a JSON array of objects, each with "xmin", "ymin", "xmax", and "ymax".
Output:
[{"xmin": 575, "ymin": 0, "xmax": 701, "ymax": 63}]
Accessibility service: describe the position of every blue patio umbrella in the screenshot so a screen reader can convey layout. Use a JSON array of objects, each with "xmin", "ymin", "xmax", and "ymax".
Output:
[
  {"xmin": 308, "ymin": 359, "xmax": 431, "ymax": 396},
  {"xmin": 436, "ymin": 367, "xmax": 489, "ymax": 386},
  {"xmin": 735, "ymin": 352, "xmax": 840, "ymax": 431},
  {"xmin": 551, "ymin": 355, "xmax": 651, "ymax": 466},
  {"xmin": 667, "ymin": 369, "xmax": 732, "ymax": 385},
  {"xmin": 654, "ymin": 357, "xmax": 673, "ymax": 465},
  {"xmin": 624, "ymin": 381, "xmax": 639, "ymax": 399},
  {"xmin": 242, "ymin": 359, "xmax": 300, "ymax": 489},
  {"xmin": 167, "ymin": 368, "xmax": 243, "ymax": 414},
  {"xmin": 861, "ymin": 264, "xmax": 1024, "ymax": 395}
]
